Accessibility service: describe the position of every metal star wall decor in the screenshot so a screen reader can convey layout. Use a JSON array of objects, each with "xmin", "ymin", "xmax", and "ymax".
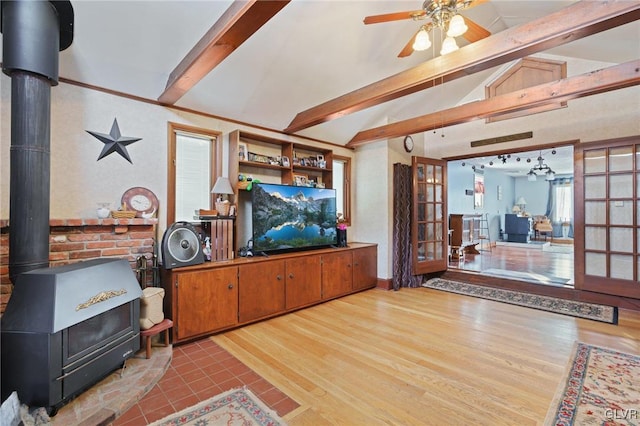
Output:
[{"xmin": 86, "ymin": 118, "xmax": 142, "ymax": 163}]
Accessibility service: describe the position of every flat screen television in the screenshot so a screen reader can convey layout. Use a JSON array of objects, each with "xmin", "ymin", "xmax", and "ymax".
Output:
[{"xmin": 251, "ymin": 183, "xmax": 337, "ymax": 255}]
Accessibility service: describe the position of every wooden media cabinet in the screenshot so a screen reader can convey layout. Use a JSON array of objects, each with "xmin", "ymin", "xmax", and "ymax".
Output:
[{"xmin": 161, "ymin": 243, "xmax": 377, "ymax": 344}]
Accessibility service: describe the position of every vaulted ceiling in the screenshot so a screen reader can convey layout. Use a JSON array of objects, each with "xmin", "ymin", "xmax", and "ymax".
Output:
[{"xmin": 2, "ymin": 0, "xmax": 638, "ymax": 146}]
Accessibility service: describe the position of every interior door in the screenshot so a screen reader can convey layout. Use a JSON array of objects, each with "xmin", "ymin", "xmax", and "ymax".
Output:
[
  {"xmin": 575, "ymin": 136, "xmax": 640, "ymax": 299},
  {"xmin": 412, "ymin": 156, "xmax": 448, "ymax": 275}
]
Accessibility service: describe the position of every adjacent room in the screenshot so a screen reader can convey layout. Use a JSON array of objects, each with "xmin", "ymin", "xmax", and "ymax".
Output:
[{"xmin": 447, "ymin": 145, "xmax": 575, "ymax": 286}]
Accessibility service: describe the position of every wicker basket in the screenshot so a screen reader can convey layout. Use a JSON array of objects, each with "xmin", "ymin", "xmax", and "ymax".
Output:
[
  {"xmin": 215, "ymin": 201, "xmax": 230, "ymax": 216},
  {"xmin": 111, "ymin": 210, "xmax": 137, "ymax": 219}
]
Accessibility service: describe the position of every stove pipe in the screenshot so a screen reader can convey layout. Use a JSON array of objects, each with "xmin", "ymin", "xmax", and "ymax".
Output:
[{"xmin": 1, "ymin": 1, "xmax": 73, "ymax": 282}]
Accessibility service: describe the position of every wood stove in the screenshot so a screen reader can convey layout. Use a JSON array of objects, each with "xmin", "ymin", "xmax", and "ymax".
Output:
[{"xmin": 1, "ymin": 258, "xmax": 142, "ymax": 415}]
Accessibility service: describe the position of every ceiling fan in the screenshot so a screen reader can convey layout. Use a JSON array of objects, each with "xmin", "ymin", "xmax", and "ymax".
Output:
[{"xmin": 363, "ymin": 0, "xmax": 491, "ymax": 58}]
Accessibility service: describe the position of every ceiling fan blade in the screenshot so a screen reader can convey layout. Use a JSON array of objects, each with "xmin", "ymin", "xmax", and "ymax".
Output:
[
  {"xmin": 398, "ymin": 28, "xmax": 422, "ymax": 58},
  {"xmin": 363, "ymin": 10, "xmax": 425, "ymax": 25},
  {"xmin": 462, "ymin": 17, "xmax": 491, "ymax": 43}
]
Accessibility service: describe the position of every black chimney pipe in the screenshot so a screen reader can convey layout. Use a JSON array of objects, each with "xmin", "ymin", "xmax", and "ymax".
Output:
[{"xmin": 1, "ymin": 0, "xmax": 73, "ymax": 282}]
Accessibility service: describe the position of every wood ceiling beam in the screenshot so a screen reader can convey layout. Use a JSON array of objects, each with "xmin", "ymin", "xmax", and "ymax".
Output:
[
  {"xmin": 285, "ymin": 0, "xmax": 640, "ymax": 133},
  {"xmin": 158, "ymin": 0, "xmax": 290, "ymax": 105},
  {"xmin": 345, "ymin": 60, "xmax": 640, "ymax": 147}
]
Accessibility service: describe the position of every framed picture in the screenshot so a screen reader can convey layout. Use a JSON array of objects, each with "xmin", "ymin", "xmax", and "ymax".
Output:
[
  {"xmin": 229, "ymin": 205, "xmax": 237, "ymax": 216},
  {"xmin": 238, "ymin": 142, "xmax": 248, "ymax": 161},
  {"xmin": 293, "ymin": 173, "xmax": 308, "ymax": 186},
  {"xmin": 281, "ymin": 156, "xmax": 290, "ymax": 167}
]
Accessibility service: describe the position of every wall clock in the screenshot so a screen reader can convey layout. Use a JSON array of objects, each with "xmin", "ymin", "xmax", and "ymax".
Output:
[
  {"xmin": 403, "ymin": 135, "xmax": 414, "ymax": 153},
  {"xmin": 121, "ymin": 187, "xmax": 159, "ymax": 217}
]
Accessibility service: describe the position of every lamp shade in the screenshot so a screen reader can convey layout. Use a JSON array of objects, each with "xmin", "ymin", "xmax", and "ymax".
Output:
[
  {"xmin": 440, "ymin": 36, "xmax": 459, "ymax": 55},
  {"xmin": 447, "ymin": 15, "xmax": 468, "ymax": 37},
  {"xmin": 412, "ymin": 27, "xmax": 431, "ymax": 51},
  {"xmin": 516, "ymin": 196, "xmax": 527, "ymax": 206},
  {"xmin": 211, "ymin": 177, "xmax": 234, "ymax": 195}
]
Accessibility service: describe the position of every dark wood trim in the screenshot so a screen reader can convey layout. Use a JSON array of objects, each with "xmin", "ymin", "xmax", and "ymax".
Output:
[
  {"xmin": 56, "ymin": 77, "xmax": 348, "ymax": 150},
  {"xmin": 333, "ymin": 155, "xmax": 352, "ymax": 226},
  {"xmin": 158, "ymin": 0, "xmax": 290, "ymax": 104},
  {"xmin": 376, "ymin": 278, "xmax": 393, "ymax": 291},
  {"xmin": 167, "ymin": 122, "xmax": 222, "ymax": 227},
  {"xmin": 347, "ymin": 60, "xmax": 640, "ymax": 146},
  {"xmin": 442, "ymin": 140, "xmax": 579, "ymax": 162},
  {"xmin": 286, "ymin": 1, "xmax": 640, "ymax": 133},
  {"xmin": 440, "ymin": 269, "xmax": 640, "ymax": 311}
]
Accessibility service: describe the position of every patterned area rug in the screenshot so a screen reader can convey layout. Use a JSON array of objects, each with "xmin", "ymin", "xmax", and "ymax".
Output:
[
  {"xmin": 148, "ymin": 388, "xmax": 286, "ymax": 426},
  {"xmin": 545, "ymin": 342, "xmax": 640, "ymax": 425},
  {"xmin": 422, "ymin": 278, "xmax": 617, "ymax": 324}
]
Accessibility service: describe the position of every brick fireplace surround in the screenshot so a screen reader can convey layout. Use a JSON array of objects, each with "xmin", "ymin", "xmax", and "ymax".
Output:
[{"xmin": 0, "ymin": 217, "xmax": 158, "ymax": 314}]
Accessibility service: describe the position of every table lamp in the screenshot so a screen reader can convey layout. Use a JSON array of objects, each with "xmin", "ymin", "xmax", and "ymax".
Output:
[{"xmin": 211, "ymin": 177, "xmax": 234, "ymax": 215}]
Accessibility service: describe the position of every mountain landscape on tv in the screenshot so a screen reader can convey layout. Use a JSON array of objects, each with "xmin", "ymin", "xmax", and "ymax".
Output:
[{"xmin": 252, "ymin": 184, "xmax": 337, "ymax": 252}]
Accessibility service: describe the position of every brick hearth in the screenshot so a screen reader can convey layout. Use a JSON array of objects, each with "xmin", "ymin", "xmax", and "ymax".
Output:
[{"xmin": 0, "ymin": 218, "xmax": 159, "ymax": 314}]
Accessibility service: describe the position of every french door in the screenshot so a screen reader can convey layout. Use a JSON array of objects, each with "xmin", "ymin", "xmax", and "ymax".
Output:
[
  {"xmin": 575, "ymin": 136, "xmax": 640, "ymax": 299},
  {"xmin": 412, "ymin": 156, "xmax": 448, "ymax": 275}
]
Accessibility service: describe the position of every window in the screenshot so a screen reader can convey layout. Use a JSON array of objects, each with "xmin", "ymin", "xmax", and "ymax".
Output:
[
  {"xmin": 333, "ymin": 155, "xmax": 351, "ymax": 225},
  {"xmin": 167, "ymin": 123, "xmax": 221, "ymax": 225},
  {"xmin": 554, "ymin": 183, "xmax": 573, "ymax": 223}
]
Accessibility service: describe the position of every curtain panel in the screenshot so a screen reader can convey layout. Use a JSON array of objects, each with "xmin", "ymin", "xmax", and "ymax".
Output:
[{"xmin": 392, "ymin": 163, "xmax": 422, "ymax": 290}]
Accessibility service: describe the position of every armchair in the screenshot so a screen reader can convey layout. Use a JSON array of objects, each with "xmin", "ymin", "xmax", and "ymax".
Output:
[{"xmin": 533, "ymin": 215, "xmax": 553, "ymax": 240}]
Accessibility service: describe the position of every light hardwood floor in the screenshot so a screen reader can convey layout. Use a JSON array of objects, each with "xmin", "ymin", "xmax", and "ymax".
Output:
[{"xmin": 212, "ymin": 287, "xmax": 640, "ymax": 426}]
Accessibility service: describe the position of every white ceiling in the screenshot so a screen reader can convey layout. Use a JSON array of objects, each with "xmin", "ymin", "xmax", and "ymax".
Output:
[{"xmin": 2, "ymin": 1, "xmax": 638, "ymax": 145}]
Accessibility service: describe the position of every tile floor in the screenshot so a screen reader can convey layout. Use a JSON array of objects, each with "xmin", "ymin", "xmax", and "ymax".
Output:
[{"xmin": 113, "ymin": 338, "xmax": 299, "ymax": 425}]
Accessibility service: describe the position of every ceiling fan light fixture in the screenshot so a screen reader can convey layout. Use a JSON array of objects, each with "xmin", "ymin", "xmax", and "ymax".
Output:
[
  {"xmin": 440, "ymin": 36, "xmax": 459, "ymax": 55},
  {"xmin": 527, "ymin": 170, "xmax": 537, "ymax": 181},
  {"xmin": 446, "ymin": 14, "xmax": 467, "ymax": 37},
  {"xmin": 412, "ymin": 27, "xmax": 432, "ymax": 51}
]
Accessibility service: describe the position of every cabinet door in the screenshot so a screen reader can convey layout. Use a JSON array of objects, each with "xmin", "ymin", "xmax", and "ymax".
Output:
[
  {"xmin": 286, "ymin": 256, "xmax": 322, "ymax": 310},
  {"xmin": 175, "ymin": 267, "xmax": 238, "ymax": 341},
  {"xmin": 239, "ymin": 260, "xmax": 286, "ymax": 323},
  {"xmin": 321, "ymin": 251, "xmax": 353, "ymax": 299},
  {"xmin": 352, "ymin": 246, "xmax": 377, "ymax": 291}
]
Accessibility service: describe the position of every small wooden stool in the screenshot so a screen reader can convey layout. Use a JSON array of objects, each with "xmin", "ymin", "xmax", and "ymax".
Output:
[{"xmin": 140, "ymin": 318, "xmax": 173, "ymax": 359}]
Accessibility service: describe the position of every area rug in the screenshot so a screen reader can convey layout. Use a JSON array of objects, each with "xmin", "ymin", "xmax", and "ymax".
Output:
[
  {"xmin": 422, "ymin": 278, "xmax": 618, "ymax": 324},
  {"xmin": 482, "ymin": 268, "xmax": 571, "ymax": 285},
  {"xmin": 148, "ymin": 387, "xmax": 286, "ymax": 426},
  {"xmin": 545, "ymin": 342, "xmax": 640, "ymax": 426}
]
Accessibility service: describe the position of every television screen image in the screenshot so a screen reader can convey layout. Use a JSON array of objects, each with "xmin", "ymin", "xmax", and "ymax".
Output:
[{"xmin": 251, "ymin": 183, "xmax": 337, "ymax": 254}]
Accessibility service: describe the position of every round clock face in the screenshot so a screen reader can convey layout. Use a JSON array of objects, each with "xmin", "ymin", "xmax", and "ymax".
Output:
[
  {"xmin": 121, "ymin": 187, "xmax": 159, "ymax": 217},
  {"xmin": 404, "ymin": 135, "xmax": 414, "ymax": 153}
]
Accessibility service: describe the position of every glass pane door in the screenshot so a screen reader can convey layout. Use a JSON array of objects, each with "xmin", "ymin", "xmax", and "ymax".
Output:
[
  {"xmin": 412, "ymin": 157, "xmax": 448, "ymax": 275},
  {"xmin": 577, "ymin": 139, "xmax": 640, "ymax": 298}
]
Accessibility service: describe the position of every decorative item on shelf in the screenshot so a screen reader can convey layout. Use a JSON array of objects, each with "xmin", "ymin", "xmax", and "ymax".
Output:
[
  {"xmin": 281, "ymin": 156, "xmax": 290, "ymax": 167},
  {"xmin": 238, "ymin": 142, "xmax": 248, "ymax": 161},
  {"xmin": 121, "ymin": 187, "xmax": 159, "ymax": 218},
  {"xmin": 211, "ymin": 176, "xmax": 234, "ymax": 216},
  {"xmin": 96, "ymin": 202, "xmax": 111, "ymax": 219},
  {"xmin": 111, "ymin": 203, "xmax": 137, "ymax": 219},
  {"xmin": 337, "ymin": 213, "xmax": 347, "ymax": 247},
  {"xmin": 293, "ymin": 173, "xmax": 308, "ymax": 186}
]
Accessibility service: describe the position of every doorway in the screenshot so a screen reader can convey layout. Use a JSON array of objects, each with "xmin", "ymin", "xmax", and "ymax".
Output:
[{"xmin": 446, "ymin": 145, "xmax": 574, "ymax": 287}]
